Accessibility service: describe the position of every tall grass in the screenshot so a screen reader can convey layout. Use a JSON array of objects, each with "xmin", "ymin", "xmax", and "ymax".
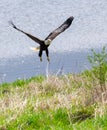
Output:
[
  {"xmin": 0, "ymin": 47, "xmax": 107, "ymax": 129},
  {"xmin": 0, "ymin": 73, "xmax": 107, "ymax": 129}
]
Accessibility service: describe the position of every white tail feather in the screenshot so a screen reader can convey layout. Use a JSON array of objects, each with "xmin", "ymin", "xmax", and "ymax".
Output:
[{"xmin": 29, "ymin": 47, "xmax": 39, "ymax": 51}]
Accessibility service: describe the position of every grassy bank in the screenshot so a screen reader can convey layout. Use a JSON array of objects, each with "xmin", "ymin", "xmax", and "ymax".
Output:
[
  {"xmin": 0, "ymin": 47, "xmax": 107, "ymax": 130},
  {"xmin": 0, "ymin": 72, "xmax": 107, "ymax": 130}
]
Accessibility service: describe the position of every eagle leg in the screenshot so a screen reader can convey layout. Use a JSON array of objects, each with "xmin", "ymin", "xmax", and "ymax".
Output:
[
  {"xmin": 46, "ymin": 49, "xmax": 50, "ymax": 62},
  {"xmin": 39, "ymin": 49, "xmax": 43, "ymax": 61}
]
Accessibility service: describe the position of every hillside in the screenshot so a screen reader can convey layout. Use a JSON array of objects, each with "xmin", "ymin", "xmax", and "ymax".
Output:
[{"xmin": 0, "ymin": 72, "xmax": 107, "ymax": 129}]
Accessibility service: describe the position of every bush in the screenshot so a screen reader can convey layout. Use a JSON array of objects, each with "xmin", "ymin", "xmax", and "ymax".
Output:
[{"xmin": 88, "ymin": 46, "xmax": 107, "ymax": 90}]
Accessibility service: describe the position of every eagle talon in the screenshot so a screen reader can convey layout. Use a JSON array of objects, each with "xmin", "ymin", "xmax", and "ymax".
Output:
[
  {"xmin": 47, "ymin": 57, "xmax": 50, "ymax": 62},
  {"xmin": 40, "ymin": 57, "xmax": 42, "ymax": 61}
]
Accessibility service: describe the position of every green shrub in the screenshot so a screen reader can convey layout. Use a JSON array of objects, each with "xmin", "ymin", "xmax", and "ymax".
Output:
[{"xmin": 88, "ymin": 46, "xmax": 107, "ymax": 88}]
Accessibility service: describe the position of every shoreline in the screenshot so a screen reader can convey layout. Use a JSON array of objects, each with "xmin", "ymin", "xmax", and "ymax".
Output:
[
  {"xmin": 0, "ymin": 51, "xmax": 91, "ymax": 84},
  {"xmin": 0, "ymin": 70, "xmax": 107, "ymax": 129}
]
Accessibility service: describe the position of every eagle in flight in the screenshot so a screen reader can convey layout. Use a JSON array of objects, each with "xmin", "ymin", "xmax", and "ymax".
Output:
[{"xmin": 10, "ymin": 16, "xmax": 74, "ymax": 61}]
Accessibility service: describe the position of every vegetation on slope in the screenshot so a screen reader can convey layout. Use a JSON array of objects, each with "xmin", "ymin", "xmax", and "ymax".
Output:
[{"xmin": 0, "ymin": 47, "xmax": 107, "ymax": 130}]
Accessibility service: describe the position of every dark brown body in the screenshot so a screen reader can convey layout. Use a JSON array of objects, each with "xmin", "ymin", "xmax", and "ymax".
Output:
[{"xmin": 38, "ymin": 42, "xmax": 49, "ymax": 58}]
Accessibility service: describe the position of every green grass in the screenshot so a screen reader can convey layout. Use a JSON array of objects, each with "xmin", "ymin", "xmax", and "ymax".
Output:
[
  {"xmin": 0, "ymin": 73, "xmax": 107, "ymax": 130},
  {"xmin": 1, "ymin": 47, "xmax": 107, "ymax": 129},
  {"xmin": 2, "ymin": 108, "xmax": 107, "ymax": 130},
  {"xmin": 5, "ymin": 108, "xmax": 70, "ymax": 130}
]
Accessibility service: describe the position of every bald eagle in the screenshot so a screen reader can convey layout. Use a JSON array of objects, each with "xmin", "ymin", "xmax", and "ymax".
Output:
[{"xmin": 10, "ymin": 16, "xmax": 74, "ymax": 61}]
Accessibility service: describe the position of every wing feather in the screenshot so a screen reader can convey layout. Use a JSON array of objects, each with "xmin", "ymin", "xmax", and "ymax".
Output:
[
  {"xmin": 45, "ymin": 16, "xmax": 74, "ymax": 41},
  {"xmin": 9, "ymin": 21, "xmax": 43, "ymax": 45}
]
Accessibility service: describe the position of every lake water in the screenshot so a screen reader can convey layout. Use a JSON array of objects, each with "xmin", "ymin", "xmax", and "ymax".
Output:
[
  {"xmin": 0, "ymin": 0, "xmax": 107, "ymax": 83},
  {"xmin": 0, "ymin": 51, "xmax": 91, "ymax": 83}
]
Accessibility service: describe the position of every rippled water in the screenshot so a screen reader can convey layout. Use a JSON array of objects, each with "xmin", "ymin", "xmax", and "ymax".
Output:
[
  {"xmin": 0, "ymin": 51, "xmax": 91, "ymax": 83},
  {"xmin": 0, "ymin": 0, "xmax": 107, "ymax": 83}
]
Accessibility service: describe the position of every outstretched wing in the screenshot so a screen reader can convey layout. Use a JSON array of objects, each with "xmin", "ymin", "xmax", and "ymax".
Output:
[
  {"xmin": 45, "ymin": 16, "xmax": 74, "ymax": 41},
  {"xmin": 9, "ymin": 21, "xmax": 43, "ymax": 45}
]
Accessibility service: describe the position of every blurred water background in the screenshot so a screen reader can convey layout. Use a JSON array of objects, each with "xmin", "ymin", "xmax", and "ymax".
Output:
[{"xmin": 0, "ymin": 0, "xmax": 107, "ymax": 83}]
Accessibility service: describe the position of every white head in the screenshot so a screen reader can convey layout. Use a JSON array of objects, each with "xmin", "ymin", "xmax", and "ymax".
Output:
[{"xmin": 44, "ymin": 39, "xmax": 51, "ymax": 45}]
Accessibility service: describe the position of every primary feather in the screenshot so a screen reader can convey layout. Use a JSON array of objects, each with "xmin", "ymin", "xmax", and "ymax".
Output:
[{"xmin": 45, "ymin": 16, "xmax": 74, "ymax": 41}]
